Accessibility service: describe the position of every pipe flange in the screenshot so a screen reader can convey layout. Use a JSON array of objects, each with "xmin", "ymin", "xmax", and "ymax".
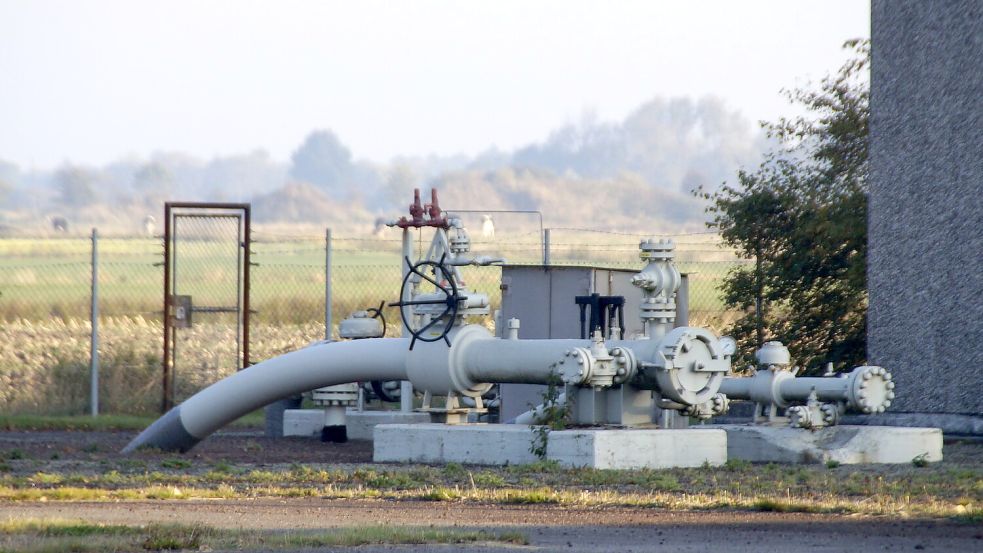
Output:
[
  {"xmin": 608, "ymin": 346, "xmax": 637, "ymax": 385},
  {"xmin": 556, "ymin": 347, "xmax": 594, "ymax": 386},
  {"xmin": 848, "ymin": 366, "xmax": 894, "ymax": 414},
  {"xmin": 406, "ymin": 324, "xmax": 494, "ymax": 398},
  {"xmin": 788, "ymin": 405, "xmax": 811, "ymax": 429}
]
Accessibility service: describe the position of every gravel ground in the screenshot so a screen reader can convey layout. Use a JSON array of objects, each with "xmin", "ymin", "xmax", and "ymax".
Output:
[
  {"xmin": 1, "ymin": 430, "xmax": 980, "ymax": 552},
  {"xmin": 0, "ymin": 429, "xmax": 373, "ymax": 464},
  {"xmin": 3, "ymin": 499, "xmax": 981, "ymax": 552}
]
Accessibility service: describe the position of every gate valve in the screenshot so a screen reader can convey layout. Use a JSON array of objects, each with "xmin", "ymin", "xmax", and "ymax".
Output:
[
  {"xmin": 555, "ymin": 330, "xmax": 636, "ymax": 389},
  {"xmin": 788, "ymin": 390, "xmax": 842, "ymax": 429},
  {"xmin": 388, "ymin": 255, "xmax": 463, "ymax": 349},
  {"xmin": 390, "ymin": 188, "xmax": 449, "ymax": 229},
  {"xmin": 683, "ymin": 393, "xmax": 730, "ymax": 420}
]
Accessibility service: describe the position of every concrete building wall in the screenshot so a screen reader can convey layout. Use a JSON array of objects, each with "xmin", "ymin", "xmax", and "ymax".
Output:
[{"xmin": 869, "ymin": 1, "xmax": 983, "ymax": 427}]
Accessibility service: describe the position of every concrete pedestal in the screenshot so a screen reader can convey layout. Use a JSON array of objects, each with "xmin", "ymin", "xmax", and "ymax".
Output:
[
  {"xmin": 283, "ymin": 409, "xmax": 324, "ymax": 437},
  {"xmin": 346, "ymin": 410, "xmax": 431, "ymax": 441},
  {"xmin": 547, "ymin": 428, "xmax": 725, "ymax": 469},
  {"xmin": 283, "ymin": 409, "xmax": 430, "ymax": 440},
  {"xmin": 715, "ymin": 424, "xmax": 943, "ymax": 464},
  {"xmin": 374, "ymin": 424, "xmax": 539, "ymax": 465},
  {"xmin": 373, "ymin": 424, "xmax": 727, "ymax": 469}
]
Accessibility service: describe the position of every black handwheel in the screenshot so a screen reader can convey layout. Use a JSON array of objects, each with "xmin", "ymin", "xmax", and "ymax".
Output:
[
  {"xmin": 388, "ymin": 255, "xmax": 461, "ymax": 349},
  {"xmin": 370, "ymin": 380, "xmax": 399, "ymax": 403},
  {"xmin": 365, "ymin": 300, "xmax": 387, "ymax": 336},
  {"xmin": 363, "ymin": 300, "xmax": 395, "ymax": 401}
]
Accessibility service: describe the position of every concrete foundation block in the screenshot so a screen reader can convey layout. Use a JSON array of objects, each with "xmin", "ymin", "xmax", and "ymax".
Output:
[
  {"xmin": 282, "ymin": 409, "xmax": 324, "ymax": 437},
  {"xmin": 716, "ymin": 424, "xmax": 943, "ymax": 464},
  {"xmin": 374, "ymin": 424, "xmax": 539, "ymax": 465},
  {"xmin": 346, "ymin": 410, "xmax": 431, "ymax": 441},
  {"xmin": 374, "ymin": 424, "xmax": 727, "ymax": 468},
  {"xmin": 547, "ymin": 429, "xmax": 727, "ymax": 469}
]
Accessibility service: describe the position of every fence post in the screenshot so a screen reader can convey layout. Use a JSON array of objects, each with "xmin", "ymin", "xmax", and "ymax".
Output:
[
  {"xmin": 325, "ymin": 228, "xmax": 332, "ymax": 340},
  {"xmin": 89, "ymin": 227, "xmax": 99, "ymax": 417},
  {"xmin": 543, "ymin": 228, "xmax": 551, "ymax": 266}
]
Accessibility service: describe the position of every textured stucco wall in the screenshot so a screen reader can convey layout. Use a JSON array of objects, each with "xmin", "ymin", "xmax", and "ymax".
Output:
[{"xmin": 869, "ymin": 1, "xmax": 983, "ymax": 417}]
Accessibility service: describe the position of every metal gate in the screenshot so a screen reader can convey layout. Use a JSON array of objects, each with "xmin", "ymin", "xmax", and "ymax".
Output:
[{"xmin": 162, "ymin": 202, "xmax": 251, "ymax": 412}]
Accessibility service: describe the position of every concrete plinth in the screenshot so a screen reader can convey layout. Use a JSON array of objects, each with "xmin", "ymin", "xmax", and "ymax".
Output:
[
  {"xmin": 345, "ymin": 410, "xmax": 431, "ymax": 441},
  {"xmin": 283, "ymin": 409, "xmax": 324, "ymax": 437},
  {"xmin": 373, "ymin": 424, "xmax": 727, "ymax": 468},
  {"xmin": 283, "ymin": 409, "xmax": 431, "ymax": 440},
  {"xmin": 547, "ymin": 429, "xmax": 726, "ymax": 469},
  {"xmin": 716, "ymin": 424, "xmax": 943, "ymax": 465},
  {"xmin": 374, "ymin": 424, "xmax": 539, "ymax": 465}
]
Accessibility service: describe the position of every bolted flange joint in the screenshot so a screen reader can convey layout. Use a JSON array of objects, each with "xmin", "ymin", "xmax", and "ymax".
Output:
[{"xmin": 555, "ymin": 331, "xmax": 636, "ymax": 389}]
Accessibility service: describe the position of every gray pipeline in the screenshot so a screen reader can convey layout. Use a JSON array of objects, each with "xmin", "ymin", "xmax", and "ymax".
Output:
[{"xmin": 122, "ymin": 338, "xmax": 409, "ymax": 453}]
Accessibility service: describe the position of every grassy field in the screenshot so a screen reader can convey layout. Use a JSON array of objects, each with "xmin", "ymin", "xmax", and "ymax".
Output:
[
  {"xmin": 0, "ymin": 233, "xmax": 742, "ymax": 322},
  {"xmin": 0, "ymin": 233, "xmax": 744, "ymax": 416}
]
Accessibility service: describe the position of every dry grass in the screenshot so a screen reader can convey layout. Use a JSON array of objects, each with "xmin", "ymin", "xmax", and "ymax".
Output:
[
  {"xmin": 0, "ymin": 317, "xmax": 325, "ymax": 415},
  {"xmin": 1, "ymin": 450, "xmax": 979, "ymax": 521},
  {"xmin": 0, "ymin": 518, "xmax": 527, "ymax": 553}
]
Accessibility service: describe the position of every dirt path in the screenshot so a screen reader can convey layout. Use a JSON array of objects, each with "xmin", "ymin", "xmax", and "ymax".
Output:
[{"xmin": 3, "ymin": 499, "xmax": 980, "ymax": 552}]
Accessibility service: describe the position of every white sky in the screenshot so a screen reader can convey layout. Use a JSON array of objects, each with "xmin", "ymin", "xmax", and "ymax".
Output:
[{"xmin": 0, "ymin": 0, "xmax": 870, "ymax": 170}]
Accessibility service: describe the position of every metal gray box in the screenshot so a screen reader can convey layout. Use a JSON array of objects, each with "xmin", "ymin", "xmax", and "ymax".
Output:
[{"xmin": 497, "ymin": 265, "xmax": 649, "ymax": 421}]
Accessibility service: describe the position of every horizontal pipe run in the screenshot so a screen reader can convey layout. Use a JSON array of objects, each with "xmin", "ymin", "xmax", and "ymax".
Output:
[
  {"xmin": 464, "ymin": 338, "xmax": 588, "ymax": 385},
  {"xmin": 779, "ymin": 377, "xmax": 853, "ymax": 403},
  {"xmin": 717, "ymin": 377, "xmax": 752, "ymax": 398}
]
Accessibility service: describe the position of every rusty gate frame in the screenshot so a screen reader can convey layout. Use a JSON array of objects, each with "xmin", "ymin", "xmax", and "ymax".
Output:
[{"xmin": 162, "ymin": 202, "xmax": 251, "ymax": 412}]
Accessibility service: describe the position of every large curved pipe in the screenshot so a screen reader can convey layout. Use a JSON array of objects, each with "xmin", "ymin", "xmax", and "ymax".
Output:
[{"xmin": 123, "ymin": 338, "xmax": 409, "ymax": 453}]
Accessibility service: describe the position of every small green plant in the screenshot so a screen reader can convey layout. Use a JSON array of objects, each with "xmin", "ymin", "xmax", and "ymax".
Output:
[
  {"xmin": 160, "ymin": 458, "xmax": 191, "ymax": 470},
  {"xmin": 724, "ymin": 458, "xmax": 752, "ymax": 471},
  {"xmin": 471, "ymin": 471, "xmax": 506, "ymax": 487},
  {"xmin": 442, "ymin": 462, "xmax": 466, "ymax": 479},
  {"xmin": 3, "ymin": 448, "xmax": 25, "ymax": 460},
  {"xmin": 826, "ymin": 460, "xmax": 841, "ymax": 469},
  {"xmin": 529, "ymin": 372, "xmax": 568, "ymax": 459},
  {"xmin": 912, "ymin": 453, "xmax": 929, "ymax": 468},
  {"xmin": 141, "ymin": 523, "xmax": 209, "ymax": 551}
]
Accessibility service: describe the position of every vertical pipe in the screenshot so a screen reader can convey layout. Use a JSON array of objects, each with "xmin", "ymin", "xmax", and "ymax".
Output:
[
  {"xmin": 400, "ymin": 228, "xmax": 414, "ymax": 413},
  {"xmin": 325, "ymin": 228, "xmax": 332, "ymax": 340},
  {"xmin": 675, "ymin": 274, "xmax": 689, "ymax": 327},
  {"xmin": 543, "ymin": 228, "xmax": 551, "ymax": 266},
  {"xmin": 242, "ymin": 206, "xmax": 251, "ymax": 369},
  {"xmin": 89, "ymin": 228, "xmax": 99, "ymax": 417}
]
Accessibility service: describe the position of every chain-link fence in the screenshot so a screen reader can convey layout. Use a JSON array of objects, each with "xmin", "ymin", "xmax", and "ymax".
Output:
[{"xmin": 0, "ymin": 227, "xmax": 747, "ymax": 416}]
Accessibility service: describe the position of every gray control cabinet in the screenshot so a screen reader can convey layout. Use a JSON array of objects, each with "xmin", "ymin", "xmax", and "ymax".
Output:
[{"xmin": 497, "ymin": 265, "xmax": 647, "ymax": 421}]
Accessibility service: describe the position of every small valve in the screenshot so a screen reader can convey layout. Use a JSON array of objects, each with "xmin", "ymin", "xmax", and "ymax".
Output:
[{"xmin": 555, "ymin": 331, "xmax": 636, "ymax": 389}]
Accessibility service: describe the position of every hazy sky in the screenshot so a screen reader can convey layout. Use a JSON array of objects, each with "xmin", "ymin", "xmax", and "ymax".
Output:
[{"xmin": 0, "ymin": 0, "xmax": 870, "ymax": 170}]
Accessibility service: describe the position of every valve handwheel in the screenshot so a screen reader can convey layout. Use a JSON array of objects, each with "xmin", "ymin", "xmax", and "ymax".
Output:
[
  {"xmin": 365, "ymin": 300, "xmax": 387, "ymax": 336},
  {"xmin": 389, "ymin": 255, "xmax": 462, "ymax": 349}
]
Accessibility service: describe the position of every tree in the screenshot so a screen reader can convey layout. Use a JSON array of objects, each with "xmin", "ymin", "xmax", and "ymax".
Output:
[
  {"xmin": 698, "ymin": 39, "xmax": 870, "ymax": 373},
  {"xmin": 289, "ymin": 130, "xmax": 354, "ymax": 196},
  {"xmin": 55, "ymin": 165, "xmax": 98, "ymax": 208},
  {"xmin": 132, "ymin": 162, "xmax": 174, "ymax": 209}
]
